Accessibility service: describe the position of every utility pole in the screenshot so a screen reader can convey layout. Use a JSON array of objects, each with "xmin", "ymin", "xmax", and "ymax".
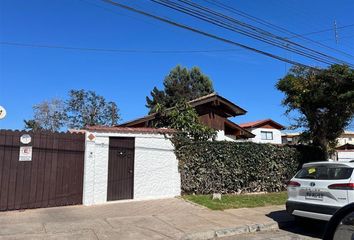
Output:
[{"xmin": 334, "ymin": 20, "xmax": 339, "ymax": 44}]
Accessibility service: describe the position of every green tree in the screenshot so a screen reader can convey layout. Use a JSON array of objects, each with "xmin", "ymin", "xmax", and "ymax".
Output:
[
  {"xmin": 154, "ymin": 101, "xmax": 216, "ymax": 148},
  {"xmin": 24, "ymin": 119, "xmax": 43, "ymax": 131},
  {"xmin": 24, "ymin": 90, "xmax": 120, "ymax": 131},
  {"xmin": 146, "ymin": 65, "xmax": 214, "ymax": 113},
  {"xmin": 24, "ymin": 98, "xmax": 66, "ymax": 132},
  {"xmin": 66, "ymin": 89, "xmax": 120, "ymax": 128},
  {"xmin": 276, "ymin": 64, "xmax": 354, "ymax": 158},
  {"xmin": 105, "ymin": 101, "xmax": 120, "ymax": 127}
]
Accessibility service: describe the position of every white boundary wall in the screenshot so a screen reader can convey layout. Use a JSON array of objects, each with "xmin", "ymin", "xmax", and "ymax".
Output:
[
  {"xmin": 83, "ymin": 131, "xmax": 181, "ymax": 206},
  {"xmin": 337, "ymin": 151, "xmax": 354, "ymax": 161}
]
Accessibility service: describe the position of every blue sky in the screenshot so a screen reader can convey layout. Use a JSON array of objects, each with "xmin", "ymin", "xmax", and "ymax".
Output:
[{"xmin": 1, "ymin": 0, "xmax": 354, "ymax": 130}]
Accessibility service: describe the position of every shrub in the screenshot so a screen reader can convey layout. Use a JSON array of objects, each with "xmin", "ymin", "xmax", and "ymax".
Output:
[{"xmin": 176, "ymin": 141, "xmax": 325, "ymax": 194}]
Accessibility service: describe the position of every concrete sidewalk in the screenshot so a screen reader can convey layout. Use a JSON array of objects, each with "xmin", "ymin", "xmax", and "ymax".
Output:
[{"xmin": 0, "ymin": 198, "xmax": 294, "ymax": 240}]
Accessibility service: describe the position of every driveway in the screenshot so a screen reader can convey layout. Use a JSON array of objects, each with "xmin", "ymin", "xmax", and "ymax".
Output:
[{"xmin": 0, "ymin": 198, "xmax": 296, "ymax": 239}]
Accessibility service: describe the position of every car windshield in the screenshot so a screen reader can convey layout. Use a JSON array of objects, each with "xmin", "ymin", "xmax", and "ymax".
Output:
[{"xmin": 295, "ymin": 165, "xmax": 353, "ymax": 180}]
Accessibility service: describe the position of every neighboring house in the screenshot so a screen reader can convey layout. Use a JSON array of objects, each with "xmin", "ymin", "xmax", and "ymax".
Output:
[
  {"xmin": 335, "ymin": 131, "xmax": 354, "ymax": 161},
  {"xmin": 282, "ymin": 131, "xmax": 354, "ymax": 161},
  {"xmin": 335, "ymin": 143, "xmax": 354, "ymax": 161},
  {"xmin": 282, "ymin": 131, "xmax": 354, "ymax": 146},
  {"xmin": 337, "ymin": 131, "xmax": 354, "ymax": 146},
  {"xmin": 281, "ymin": 132, "xmax": 302, "ymax": 145},
  {"xmin": 119, "ymin": 93, "xmax": 255, "ymax": 141},
  {"xmin": 239, "ymin": 119, "xmax": 285, "ymax": 144}
]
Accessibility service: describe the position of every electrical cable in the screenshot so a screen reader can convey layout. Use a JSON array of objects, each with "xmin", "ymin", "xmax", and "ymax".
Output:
[
  {"xmin": 204, "ymin": 0, "xmax": 354, "ymax": 60},
  {"xmin": 100, "ymin": 0, "xmax": 317, "ymax": 68},
  {"xmin": 153, "ymin": 0, "xmax": 343, "ymax": 66}
]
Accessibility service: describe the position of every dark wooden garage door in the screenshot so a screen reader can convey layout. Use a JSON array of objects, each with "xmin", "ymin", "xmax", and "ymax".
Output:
[{"xmin": 107, "ymin": 137, "xmax": 135, "ymax": 201}]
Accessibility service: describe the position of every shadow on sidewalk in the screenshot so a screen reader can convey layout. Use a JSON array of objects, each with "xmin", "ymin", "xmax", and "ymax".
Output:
[{"xmin": 266, "ymin": 210, "xmax": 326, "ymax": 239}]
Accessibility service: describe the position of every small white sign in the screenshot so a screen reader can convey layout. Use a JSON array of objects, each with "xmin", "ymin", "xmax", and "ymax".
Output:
[
  {"xmin": 20, "ymin": 134, "xmax": 32, "ymax": 144},
  {"xmin": 19, "ymin": 146, "xmax": 32, "ymax": 161},
  {"xmin": 0, "ymin": 106, "xmax": 6, "ymax": 119}
]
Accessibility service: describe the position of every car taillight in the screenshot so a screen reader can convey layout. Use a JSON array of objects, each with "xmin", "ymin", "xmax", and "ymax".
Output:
[
  {"xmin": 287, "ymin": 181, "xmax": 301, "ymax": 187},
  {"xmin": 328, "ymin": 183, "xmax": 354, "ymax": 190}
]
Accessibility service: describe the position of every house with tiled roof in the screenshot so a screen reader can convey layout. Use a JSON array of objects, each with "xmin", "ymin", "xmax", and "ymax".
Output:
[
  {"xmin": 119, "ymin": 93, "xmax": 255, "ymax": 141},
  {"xmin": 281, "ymin": 131, "xmax": 354, "ymax": 161},
  {"xmin": 239, "ymin": 119, "xmax": 285, "ymax": 144},
  {"xmin": 337, "ymin": 131, "xmax": 354, "ymax": 146}
]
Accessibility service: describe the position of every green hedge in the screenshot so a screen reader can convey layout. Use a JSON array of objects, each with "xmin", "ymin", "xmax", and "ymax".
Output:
[{"xmin": 176, "ymin": 141, "xmax": 325, "ymax": 194}]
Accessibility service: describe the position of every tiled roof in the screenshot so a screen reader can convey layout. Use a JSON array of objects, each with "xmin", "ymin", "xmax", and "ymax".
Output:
[
  {"xmin": 85, "ymin": 126, "xmax": 175, "ymax": 134},
  {"xmin": 239, "ymin": 119, "xmax": 270, "ymax": 128},
  {"xmin": 239, "ymin": 119, "xmax": 285, "ymax": 130},
  {"xmin": 336, "ymin": 143, "xmax": 354, "ymax": 150}
]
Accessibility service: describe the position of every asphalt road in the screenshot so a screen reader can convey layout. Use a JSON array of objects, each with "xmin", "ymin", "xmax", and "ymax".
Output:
[{"xmin": 218, "ymin": 219, "xmax": 327, "ymax": 240}]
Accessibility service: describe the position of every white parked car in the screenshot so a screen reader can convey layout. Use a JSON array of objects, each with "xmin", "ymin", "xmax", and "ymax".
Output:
[{"xmin": 286, "ymin": 161, "xmax": 354, "ymax": 221}]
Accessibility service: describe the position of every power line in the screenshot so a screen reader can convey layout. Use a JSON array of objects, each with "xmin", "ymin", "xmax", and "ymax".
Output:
[
  {"xmin": 204, "ymin": 0, "xmax": 354, "ymax": 60},
  {"xmin": 292, "ymin": 24, "xmax": 354, "ymax": 38},
  {"xmin": 0, "ymin": 41, "xmax": 245, "ymax": 54},
  {"xmin": 100, "ymin": 0, "xmax": 317, "ymax": 68},
  {"xmin": 174, "ymin": 0, "xmax": 347, "ymax": 65},
  {"xmin": 82, "ymin": 0, "xmax": 354, "ymax": 59},
  {"xmin": 81, "ymin": 0, "xmax": 331, "ymax": 64},
  {"xmin": 4, "ymin": 1, "xmax": 349, "ymax": 68},
  {"xmin": 4, "ymin": 33, "xmax": 353, "ymax": 55},
  {"xmin": 78, "ymin": 0, "xmax": 164, "ymax": 29},
  {"xmin": 3, "ymin": 33, "xmax": 352, "ymax": 55},
  {"xmin": 83, "ymin": 0, "xmax": 354, "ymax": 40},
  {"xmin": 152, "ymin": 0, "xmax": 352, "ymax": 66}
]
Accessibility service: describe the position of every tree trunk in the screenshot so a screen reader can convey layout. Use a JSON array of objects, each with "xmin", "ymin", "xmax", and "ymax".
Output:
[{"xmin": 313, "ymin": 137, "xmax": 329, "ymax": 161}]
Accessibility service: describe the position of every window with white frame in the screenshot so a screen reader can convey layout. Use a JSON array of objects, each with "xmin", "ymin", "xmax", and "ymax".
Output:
[{"xmin": 261, "ymin": 131, "xmax": 273, "ymax": 140}]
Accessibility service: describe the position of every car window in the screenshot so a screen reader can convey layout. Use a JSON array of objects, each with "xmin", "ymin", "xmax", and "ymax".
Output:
[{"xmin": 295, "ymin": 166, "xmax": 353, "ymax": 180}]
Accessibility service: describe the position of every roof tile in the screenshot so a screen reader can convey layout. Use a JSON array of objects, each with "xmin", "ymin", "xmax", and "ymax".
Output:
[
  {"xmin": 239, "ymin": 119, "xmax": 285, "ymax": 129},
  {"xmin": 85, "ymin": 126, "xmax": 175, "ymax": 134}
]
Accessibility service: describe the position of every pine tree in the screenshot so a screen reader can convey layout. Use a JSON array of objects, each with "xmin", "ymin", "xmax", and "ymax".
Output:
[{"xmin": 146, "ymin": 65, "xmax": 214, "ymax": 113}]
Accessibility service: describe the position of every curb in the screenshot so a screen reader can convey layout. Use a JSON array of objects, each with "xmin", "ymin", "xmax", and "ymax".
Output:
[{"xmin": 182, "ymin": 220, "xmax": 293, "ymax": 240}]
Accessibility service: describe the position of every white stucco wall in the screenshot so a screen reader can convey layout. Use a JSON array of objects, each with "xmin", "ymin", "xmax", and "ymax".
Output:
[
  {"xmin": 338, "ymin": 136, "xmax": 354, "ymax": 146},
  {"xmin": 249, "ymin": 127, "xmax": 282, "ymax": 144},
  {"xmin": 216, "ymin": 130, "xmax": 251, "ymax": 142},
  {"xmin": 216, "ymin": 130, "xmax": 237, "ymax": 142},
  {"xmin": 83, "ymin": 131, "xmax": 181, "ymax": 206},
  {"xmin": 337, "ymin": 151, "xmax": 354, "ymax": 161}
]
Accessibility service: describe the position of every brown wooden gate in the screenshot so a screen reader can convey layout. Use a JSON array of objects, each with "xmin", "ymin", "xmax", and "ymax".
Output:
[
  {"xmin": 0, "ymin": 130, "xmax": 85, "ymax": 211},
  {"xmin": 107, "ymin": 137, "xmax": 135, "ymax": 201}
]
